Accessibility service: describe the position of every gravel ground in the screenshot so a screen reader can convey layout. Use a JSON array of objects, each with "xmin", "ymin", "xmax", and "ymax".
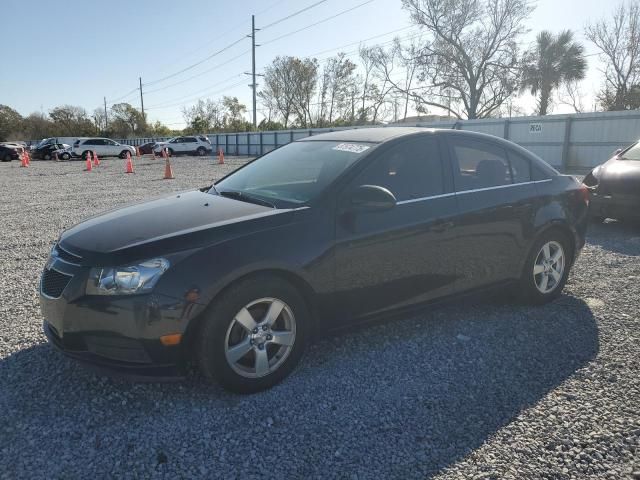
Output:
[{"xmin": 0, "ymin": 157, "xmax": 638, "ymax": 479}]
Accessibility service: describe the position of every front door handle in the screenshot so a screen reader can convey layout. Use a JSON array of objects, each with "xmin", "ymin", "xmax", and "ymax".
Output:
[{"xmin": 431, "ymin": 220, "xmax": 454, "ymax": 233}]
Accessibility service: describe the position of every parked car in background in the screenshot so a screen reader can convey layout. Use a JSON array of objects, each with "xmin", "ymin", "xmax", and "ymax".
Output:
[
  {"xmin": 153, "ymin": 135, "xmax": 212, "ymax": 156},
  {"xmin": 40, "ymin": 128, "xmax": 589, "ymax": 393},
  {"xmin": 583, "ymin": 140, "xmax": 640, "ymax": 222},
  {"xmin": 72, "ymin": 138, "xmax": 136, "ymax": 159},
  {"xmin": 53, "ymin": 146, "xmax": 73, "ymax": 160},
  {"xmin": 0, "ymin": 144, "xmax": 21, "ymax": 161},
  {"xmin": 31, "ymin": 143, "xmax": 71, "ymax": 160},
  {"xmin": 138, "ymin": 142, "xmax": 157, "ymax": 155}
]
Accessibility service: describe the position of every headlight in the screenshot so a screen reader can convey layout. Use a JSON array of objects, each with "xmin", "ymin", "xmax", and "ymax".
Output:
[{"xmin": 86, "ymin": 258, "xmax": 170, "ymax": 296}]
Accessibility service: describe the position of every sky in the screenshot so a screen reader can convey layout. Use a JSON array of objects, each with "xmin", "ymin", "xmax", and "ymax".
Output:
[{"xmin": 0, "ymin": 0, "xmax": 618, "ymax": 129}]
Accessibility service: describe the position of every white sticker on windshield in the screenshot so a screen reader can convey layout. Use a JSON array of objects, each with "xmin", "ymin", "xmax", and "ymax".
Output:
[{"xmin": 332, "ymin": 143, "xmax": 371, "ymax": 154}]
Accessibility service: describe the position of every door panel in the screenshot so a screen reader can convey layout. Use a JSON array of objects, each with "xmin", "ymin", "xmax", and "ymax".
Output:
[
  {"xmin": 444, "ymin": 136, "xmax": 537, "ymax": 291},
  {"xmin": 333, "ymin": 136, "xmax": 459, "ymax": 322}
]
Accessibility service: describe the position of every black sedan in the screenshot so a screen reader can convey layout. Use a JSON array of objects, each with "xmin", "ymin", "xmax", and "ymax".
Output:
[
  {"xmin": 0, "ymin": 144, "xmax": 21, "ymax": 162},
  {"xmin": 40, "ymin": 128, "xmax": 589, "ymax": 393},
  {"xmin": 31, "ymin": 143, "xmax": 70, "ymax": 160},
  {"xmin": 583, "ymin": 140, "xmax": 640, "ymax": 222}
]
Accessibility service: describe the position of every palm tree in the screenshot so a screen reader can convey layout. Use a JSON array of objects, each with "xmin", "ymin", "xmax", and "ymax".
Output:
[{"xmin": 521, "ymin": 30, "xmax": 587, "ymax": 115}]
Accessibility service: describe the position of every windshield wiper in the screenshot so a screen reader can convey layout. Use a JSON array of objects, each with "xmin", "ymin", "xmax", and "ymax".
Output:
[{"xmin": 218, "ymin": 190, "xmax": 276, "ymax": 209}]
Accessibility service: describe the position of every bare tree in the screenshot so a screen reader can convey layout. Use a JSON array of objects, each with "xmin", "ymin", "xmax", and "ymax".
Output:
[
  {"xmin": 181, "ymin": 99, "xmax": 224, "ymax": 132},
  {"xmin": 586, "ymin": 1, "xmax": 640, "ymax": 111},
  {"xmin": 290, "ymin": 58, "xmax": 319, "ymax": 127},
  {"xmin": 260, "ymin": 56, "xmax": 298, "ymax": 128},
  {"xmin": 400, "ymin": 0, "xmax": 534, "ymax": 119},
  {"xmin": 323, "ymin": 53, "xmax": 357, "ymax": 123},
  {"xmin": 558, "ymin": 80, "xmax": 586, "ymax": 113}
]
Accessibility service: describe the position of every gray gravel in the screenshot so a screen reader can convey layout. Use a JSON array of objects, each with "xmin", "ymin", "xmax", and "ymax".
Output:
[{"xmin": 0, "ymin": 157, "xmax": 638, "ymax": 479}]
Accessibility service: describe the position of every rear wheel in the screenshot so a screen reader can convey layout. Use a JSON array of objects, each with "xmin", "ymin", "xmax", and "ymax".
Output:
[
  {"xmin": 196, "ymin": 275, "xmax": 309, "ymax": 394},
  {"xmin": 2, "ymin": 153, "xmax": 12, "ymax": 162},
  {"xmin": 82, "ymin": 150, "xmax": 91, "ymax": 160},
  {"xmin": 119, "ymin": 150, "xmax": 130, "ymax": 159},
  {"xmin": 167, "ymin": 148, "xmax": 174, "ymax": 157},
  {"xmin": 60, "ymin": 152, "xmax": 71, "ymax": 160},
  {"xmin": 43, "ymin": 153, "xmax": 51, "ymax": 160},
  {"xmin": 518, "ymin": 230, "xmax": 572, "ymax": 305}
]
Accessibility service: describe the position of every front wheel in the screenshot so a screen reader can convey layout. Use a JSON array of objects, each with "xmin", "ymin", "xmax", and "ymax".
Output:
[
  {"xmin": 2, "ymin": 153, "xmax": 12, "ymax": 162},
  {"xmin": 196, "ymin": 275, "xmax": 309, "ymax": 394},
  {"xmin": 43, "ymin": 153, "xmax": 51, "ymax": 160},
  {"xmin": 518, "ymin": 230, "xmax": 572, "ymax": 305},
  {"xmin": 196, "ymin": 147, "xmax": 207, "ymax": 156},
  {"xmin": 60, "ymin": 152, "xmax": 71, "ymax": 160},
  {"xmin": 119, "ymin": 150, "xmax": 130, "ymax": 159}
]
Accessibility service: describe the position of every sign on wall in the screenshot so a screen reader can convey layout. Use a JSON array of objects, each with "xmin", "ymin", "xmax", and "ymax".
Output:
[{"xmin": 529, "ymin": 123, "xmax": 543, "ymax": 134}]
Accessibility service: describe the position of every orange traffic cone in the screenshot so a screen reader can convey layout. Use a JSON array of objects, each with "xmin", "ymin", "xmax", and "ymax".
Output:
[
  {"xmin": 218, "ymin": 148, "xmax": 224, "ymax": 164},
  {"xmin": 20, "ymin": 151, "xmax": 28, "ymax": 167},
  {"xmin": 163, "ymin": 157, "xmax": 175, "ymax": 179},
  {"xmin": 93, "ymin": 151, "xmax": 100, "ymax": 167},
  {"xmin": 125, "ymin": 152, "xmax": 134, "ymax": 174},
  {"xmin": 136, "ymin": 146, "xmax": 141, "ymax": 158},
  {"xmin": 85, "ymin": 154, "xmax": 92, "ymax": 171},
  {"xmin": 26, "ymin": 151, "xmax": 31, "ymax": 165}
]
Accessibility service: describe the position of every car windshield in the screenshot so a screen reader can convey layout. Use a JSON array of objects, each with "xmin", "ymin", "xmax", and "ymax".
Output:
[
  {"xmin": 620, "ymin": 142, "xmax": 640, "ymax": 160},
  {"xmin": 213, "ymin": 140, "xmax": 374, "ymax": 206}
]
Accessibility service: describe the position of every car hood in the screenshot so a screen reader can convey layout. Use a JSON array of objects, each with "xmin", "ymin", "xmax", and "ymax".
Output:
[
  {"xmin": 597, "ymin": 158, "xmax": 640, "ymax": 194},
  {"xmin": 59, "ymin": 190, "xmax": 294, "ymax": 266}
]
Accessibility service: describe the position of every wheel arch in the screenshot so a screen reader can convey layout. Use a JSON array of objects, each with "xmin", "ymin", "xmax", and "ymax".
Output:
[{"xmin": 182, "ymin": 267, "xmax": 320, "ymax": 355}]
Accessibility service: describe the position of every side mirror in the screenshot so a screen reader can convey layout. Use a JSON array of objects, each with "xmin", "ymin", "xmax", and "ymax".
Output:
[
  {"xmin": 615, "ymin": 148, "xmax": 623, "ymax": 156},
  {"xmin": 349, "ymin": 185, "xmax": 396, "ymax": 211}
]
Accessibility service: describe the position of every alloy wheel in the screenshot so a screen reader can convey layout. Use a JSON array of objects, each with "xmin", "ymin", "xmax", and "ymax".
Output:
[
  {"xmin": 533, "ymin": 240, "xmax": 565, "ymax": 294},
  {"xmin": 224, "ymin": 297, "xmax": 296, "ymax": 378}
]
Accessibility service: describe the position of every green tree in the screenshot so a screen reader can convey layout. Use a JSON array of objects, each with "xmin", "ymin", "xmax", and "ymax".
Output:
[
  {"xmin": 521, "ymin": 30, "xmax": 587, "ymax": 115},
  {"xmin": 0, "ymin": 105, "xmax": 23, "ymax": 141},
  {"xmin": 110, "ymin": 103, "xmax": 146, "ymax": 137},
  {"xmin": 49, "ymin": 105, "xmax": 95, "ymax": 136}
]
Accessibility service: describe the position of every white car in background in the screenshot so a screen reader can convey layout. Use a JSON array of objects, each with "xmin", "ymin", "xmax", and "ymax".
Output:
[
  {"xmin": 153, "ymin": 135, "xmax": 212, "ymax": 157},
  {"xmin": 72, "ymin": 138, "xmax": 136, "ymax": 159}
]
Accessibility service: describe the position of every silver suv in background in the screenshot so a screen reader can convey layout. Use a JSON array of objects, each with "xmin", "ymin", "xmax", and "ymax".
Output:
[
  {"xmin": 72, "ymin": 138, "xmax": 136, "ymax": 159},
  {"xmin": 153, "ymin": 135, "xmax": 212, "ymax": 156}
]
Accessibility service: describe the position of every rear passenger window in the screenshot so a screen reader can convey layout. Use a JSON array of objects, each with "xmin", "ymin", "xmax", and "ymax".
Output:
[
  {"xmin": 531, "ymin": 162, "xmax": 551, "ymax": 180},
  {"xmin": 353, "ymin": 137, "xmax": 444, "ymax": 201},
  {"xmin": 507, "ymin": 151, "xmax": 531, "ymax": 183},
  {"xmin": 450, "ymin": 139, "xmax": 511, "ymax": 191}
]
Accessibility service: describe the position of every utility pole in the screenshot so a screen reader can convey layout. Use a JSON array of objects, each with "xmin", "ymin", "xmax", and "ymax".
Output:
[
  {"xmin": 139, "ymin": 77, "xmax": 145, "ymax": 121},
  {"xmin": 251, "ymin": 15, "xmax": 257, "ymax": 128},
  {"xmin": 103, "ymin": 96, "xmax": 108, "ymax": 133}
]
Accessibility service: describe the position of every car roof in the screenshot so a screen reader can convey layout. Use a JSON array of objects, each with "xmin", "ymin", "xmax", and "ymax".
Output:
[{"xmin": 298, "ymin": 127, "xmax": 435, "ymax": 143}]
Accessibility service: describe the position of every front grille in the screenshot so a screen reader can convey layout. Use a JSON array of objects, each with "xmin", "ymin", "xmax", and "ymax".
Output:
[
  {"xmin": 41, "ymin": 268, "xmax": 72, "ymax": 298},
  {"xmin": 55, "ymin": 244, "xmax": 82, "ymax": 264}
]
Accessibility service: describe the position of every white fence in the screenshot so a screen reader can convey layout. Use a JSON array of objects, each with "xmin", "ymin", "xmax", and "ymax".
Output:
[{"xmin": 114, "ymin": 110, "xmax": 640, "ymax": 172}]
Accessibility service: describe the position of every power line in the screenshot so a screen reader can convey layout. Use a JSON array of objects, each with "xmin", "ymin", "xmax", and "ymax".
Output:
[
  {"xmin": 146, "ymin": 79, "xmax": 247, "ymax": 110},
  {"xmin": 260, "ymin": 0, "xmax": 329, "ymax": 30},
  {"xmin": 260, "ymin": 0, "xmax": 375, "ymax": 47},
  {"xmin": 308, "ymin": 25, "xmax": 417, "ymax": 58},
  {"xmin": 107, "ymin": 88, "xmax": 138, "ymax": 105},
  {"xmin": 144, "ymin": 50, "xmax": 250, "ymax": 94},
  {"xmin": 144, "ymin": 36, "xmax": 247, "ymax": 87},
  {"xmin": 146, "ymin": 73, "xmax": 245, "ymax": 108}
]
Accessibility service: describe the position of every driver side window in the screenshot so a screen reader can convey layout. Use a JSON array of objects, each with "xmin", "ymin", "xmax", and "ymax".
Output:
[{"xmin": 351, "ymin": 137, "xmax": 444, "ymax": 202}]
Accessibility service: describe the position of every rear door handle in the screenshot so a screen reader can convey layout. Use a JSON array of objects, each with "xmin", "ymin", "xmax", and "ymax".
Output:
[{"xmin": 431, "ymin": 220, "xmax": 454, "ymax": 233}]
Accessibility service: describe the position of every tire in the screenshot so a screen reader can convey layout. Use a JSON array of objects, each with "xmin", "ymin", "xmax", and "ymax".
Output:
[
  {"xmin": 517, "ymin": 229, "xmax": 572, "ymax": 305},
  {"xmin": 82, "ymin": 150, "xmax": 91, "ymax": 160},
  {"xmin": 196, "ymin": 147, "xmax": 207, "ymax": 156},
  {"xmin": 2, "ymin": 153, "xmax": 12, "ymax": 162},
  {"xmin": 43, "ymin": 153, "xmax": 51, "ymax": 160},
  {"xmin": 119, "ymin": 150, "xmax": 130, "ymax": 159},
  {"xmin": 196, "ymin": 274, "xmax": 309, "ymax": 394},
  {"xmin": 61, "ymin": 152, "xmax": 71, "ymax": 160},
  {"xmin": 167, "ymin": 148, "xmax": 174, "ymax": 157}
]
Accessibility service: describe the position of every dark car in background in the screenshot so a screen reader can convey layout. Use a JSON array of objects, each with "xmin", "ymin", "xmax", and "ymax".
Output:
[
  {"xmin": 583, "ymin": 140, "xmax": 640, "ymax": 222},
  {"xmin": 40, "ymin": 128, "xmax": 589, "ymax": 393},
  {"xmin": 138, "ymin": 142, "xmax": 157, "ymax": 155},
  {"xmin": 0, "ymin": 144, "xmax": 21, "ymax": 161},
  {"xmin": 31, "ymin": 143, "xmax": 71, "ymax": 160}
]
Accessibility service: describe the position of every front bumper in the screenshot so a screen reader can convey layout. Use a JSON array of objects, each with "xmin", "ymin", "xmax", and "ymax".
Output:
[
  {"xmin": 590, "ymin": 191, "xmax": 640, "ymax": 219},
  {"xmin": 39, "ymin": 248, "xmax": 205, "ymax": 380}
]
